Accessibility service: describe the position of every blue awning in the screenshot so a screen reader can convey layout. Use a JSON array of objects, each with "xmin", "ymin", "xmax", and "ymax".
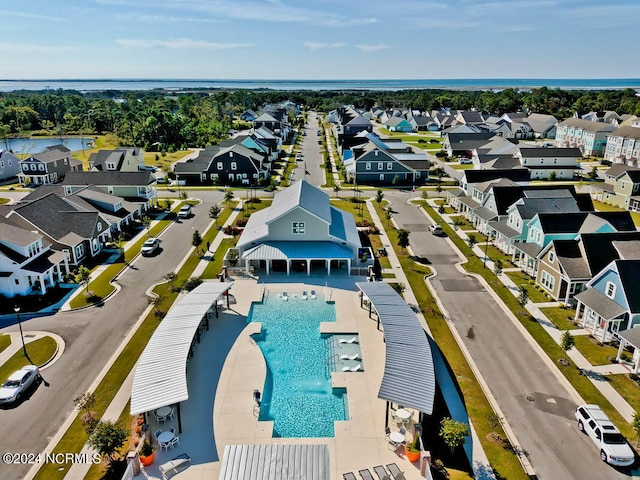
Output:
[
  {"xmin": 242, "ymin": 241, "xmax": 354, "ymax": 260},
  {"xmin": 356, "ymin": 282, "xmax": 435, "ymax": 415}
]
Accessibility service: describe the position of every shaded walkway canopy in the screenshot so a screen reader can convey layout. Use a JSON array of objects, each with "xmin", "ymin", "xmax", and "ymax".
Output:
[
  {"xmin": 356, "ymin": 281, "xmax": 435, "ymax": 415},
  {"xmin": 219, "ymin": 444, "xmax": 329, "ymax": 480},
  {"xmin": 131, "ymin": 281, "xmax": 233, "ymax": 415}
]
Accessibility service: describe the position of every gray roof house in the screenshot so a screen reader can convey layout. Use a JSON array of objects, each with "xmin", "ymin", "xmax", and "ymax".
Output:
[
  {"xmin": 88, "ymin": 147, "xmax": 145, "ymax": 172},
  {"xmin": 237, "ymin": 180, "xmax": 362, "ymax": 276},
  {"xmin": 18, "ymin": 145, "xmax": 83, "ymax": 185},
  {"xmin": 62, "ymin": 171, "xmax": 156, "ymax": 205},
  {"xmin": 0, "ymin": 150, "xmax": 20, "ymax": 181}
]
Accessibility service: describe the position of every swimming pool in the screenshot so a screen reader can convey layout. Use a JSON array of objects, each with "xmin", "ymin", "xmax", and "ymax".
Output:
[{"xmin": 249, "ymin": 293, "xmax": 348, "ymax": 437}]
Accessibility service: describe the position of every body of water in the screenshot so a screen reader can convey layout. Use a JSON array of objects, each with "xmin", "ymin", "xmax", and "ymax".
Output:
[
  {"xmin": 1, "ymin": 137, "xmax": 94, "ymax": 154},
  {"xmin": 0, "ymin": 78, "xmax": 639, "ymax": 93}
]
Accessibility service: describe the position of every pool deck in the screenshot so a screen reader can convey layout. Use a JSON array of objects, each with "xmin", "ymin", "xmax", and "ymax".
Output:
[{"xmin": 138, "ymin": 277, "xmax": 428, "ymax": 480}]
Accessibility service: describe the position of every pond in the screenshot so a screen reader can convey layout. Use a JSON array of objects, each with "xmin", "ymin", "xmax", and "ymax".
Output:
[{"xmin": 1, "ymin": 136, "xmax": 95, "ymax": 155}]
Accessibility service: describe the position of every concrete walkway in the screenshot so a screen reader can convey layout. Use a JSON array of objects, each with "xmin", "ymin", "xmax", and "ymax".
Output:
[
  {"xmin": 434, "ymin": 199, "xmax": 637, "ymax": 424},
  {"xmin": 0, "ymin": 331, "xmax": 65, "ymax": 371}
]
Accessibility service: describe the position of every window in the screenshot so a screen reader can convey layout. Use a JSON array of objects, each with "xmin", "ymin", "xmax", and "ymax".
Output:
[
  {"xmin": 253, "ymin": 173, "xmax": 258, "ymax": 178},
  {"xmin": 540, "ymin": 271, "xmax": 555, "ymax": 291},
  {"xmin": 210, "ymin": 174, "xmax": 218, "ymax": 181},
  {"xmin": 15, "ymin": 278, "xmax": 19, "ymax": 285},
  {"xmin": 7, "ymin": 159, "xmax": 11, "ymax": 166},
  {"xmin": 97, "ymin": 222, "xmax": 102, "ymax": 232},
  {"xmin": 292, "ymin": 222, "xmax": 305, "ymax": 234},
  {"xmin": 31, "ymin": 164, "xmax": 37, "ymax": 171},
  {"xmin": 217, "ymin": 162, "xmax": 223, "ymax": 170},
  {"xmin": 366, "ymin": 163, "xmax": 371, "ymax": 170},
  {"xmin": 606, "ymin": 281, "xmax": 616, "ymax": 299},
  {"xmin": 380, "ymin": 174, "xmax": 384, "ymax": 181},
  {"xmin": 549, "ymin": 252, "xmax": 555, "ymax": 262},
  {"xmin": 75, "ymin": 244, "xmax": 85, "ymax": 259},
  {"xmin": 243, "ymin": 173, "xmax": 247, "ymax": 178},
  {"xmin": 378, "ymin": 162, "xmax": 383, "ymax": 170},
  {"xmin": 387, "ymin": 162, "xmax": 392, "ymax": 170},
  {"xmin": 231, "ymin": 162, "xmax": 237, "ymax": 170},
  {"xmin": 0, "ymin": 161, "xmax": 3, "ymax": 168}
]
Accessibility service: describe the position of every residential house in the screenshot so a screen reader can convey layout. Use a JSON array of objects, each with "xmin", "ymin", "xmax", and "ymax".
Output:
[
  {"xmin": 574, "ymin": 259, "xmax": 640, "ymax": 342},
  {"xmin": 62, "ymin": 171, "xmax": 156, "ymax": 206},
  {"xmin": 18, "ymin": 145, "xmax": 83, "ymax": 185},
  {"xmin": 555, "ymin": 118, "xmax": 616, "ymax": 156},
  {"xmin": 332, "ymin": 107, "xmax": 373, "ymax": 144},
  {"xmin": 237, "ymin": 180, "xmax": 362, "ymax": 276},
  {"xmin": 6, "ymin": 193, "xmax": 112, "ymax": 266},
  {"xmin": 591, "ymin": 165, "xmax": 640, "ymax": 211},
  {"xmin": 0, "ymin": 150, "xmax": 20, "ymax": 181},
  {"xmin": 604, "ymin": 126, "xmax": 640, "ymax": 165},
  {"xmin": 581, "ymin": 111, "xmax": 621, "ymax": 124},
  {"xmin": 443, "ymin": 132, "xmax": 496, "ymax": 157},
  {"xmin": 456, "ymin": 111, "xmax": 485, "ymax": 125},
  {"xmin": 536, "ymin": 232, "xmax": 640, "ymax": 305},
  {"xmin": 408, "ymin": 114, "xmax": 438, "ymax": 132},
  {"xmin": 240, "ymin": 109, "xmax": 258, "ymax": 122},
  {"xmin": 525, "ymin": 113, "xmax": 558, "ymax": 139},
  {"xmin": 174, "ymin": 144, "xmax": 268, "ymax": 186},
  {"xmin": 88, "ymin": 148, "xmax": 145, "ymax": 172},
  {"xmin": 449, "ymin": 169, "xmax": 530, "ymax": 211},
  {"xmin": 348, "ymin": 143, "xmax": 429, "ymax": 185},
  {"xmin": 516, "ymin": 147, "xmax": 582, "ymax": 180},
  {"xmin": 0, "ymin": 221, "xmax": 69, "ymax": 298},
  {"xmin": 384, "ymin": 117, "xmax": 413, "ymax": 132}
]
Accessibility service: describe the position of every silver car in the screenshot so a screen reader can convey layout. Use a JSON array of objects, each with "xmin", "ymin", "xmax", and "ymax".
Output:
[
  {"xmin": 141, "ymin": 237, "xmax": 160, "ymax": 256},
  {"xmin": 0, "ymin": 365, "xmax": 40, "ymax": 404}
]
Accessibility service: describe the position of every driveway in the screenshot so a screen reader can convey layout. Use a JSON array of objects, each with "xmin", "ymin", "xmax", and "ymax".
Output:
[
  {"xmin": 0, "ymin": 195, "xmax": 222, "ymax": 480},
  {"xmin": 384, "ymin": 190, "xmax": 630, "ymax": 480}
]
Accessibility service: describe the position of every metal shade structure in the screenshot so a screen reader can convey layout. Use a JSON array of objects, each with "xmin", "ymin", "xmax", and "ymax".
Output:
[
  {"xmin": 219, "ymin": 444, "xmax": 330, "ymax": 480},
  {"xmin": 356, "ymin": 282, "xmax": 435, "ymax": 416},
  {"xmin": 130, "ymin": 281, "xmax": 233, "ymax": 416}
]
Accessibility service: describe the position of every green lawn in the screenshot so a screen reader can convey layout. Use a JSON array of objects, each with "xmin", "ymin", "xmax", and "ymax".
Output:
[
  {"xmin": 451, "ymin": 164, "xmax": 475, "ymax": 170},
  {"xmin": 372, "ymin": 202, "xmax": 528, "ymax": 480},
  {"xmin": 421, "ymin": 200, "xmax": 638, "ymax": 440},
  {"xmin": 607, "ymin": 374, "xmax": 640, "ymax": 412},
  {"xmin": 0, "ymin": 334, "xmax": 10, "ymax": 354},
  {"xmin": 0, "ymin": 336, "xmax": 58, "ymax": 384},
  {"xmin": 484, "ymin": 245, "xmax": 515, "ymax": 265},
  {"xmin": 448, "ymin": 215, "xmax": 476, "ymax": 231},
  {"xmin": 504, "ymin": 270, "xmax": 550, "ymax": 303},
  {"xmin": 573, "ymin": 335, "xmax": 619, "ymax": 366},
  {"xmin": 540, "ymin": 306, "xmax": 577, "ymax": 331}
]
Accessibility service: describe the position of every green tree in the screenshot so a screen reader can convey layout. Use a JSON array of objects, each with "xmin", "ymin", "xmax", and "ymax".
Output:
[
  {"xmin": 549, "ymin": 171, "xmax": 557, "ymax": 181},
  {"xmin": 493, "ymin": 258, "xmax": 503, "ymax": 276},
  {"xmin": 439, "ymin": 418, "xmax": 471, "ymax": 454},
  {"xmin": 392, "ymin": 174, "xmax": 399, "ymax": 186},
  {"xmin": 438, "ymin": 204, "xmax": 445, "ymax": 214},
  {"xmin": 87, "ymin": 421, "xmax": 127, "ymax": 462},
  {"xmin": 453, "ymin": 218, "xmax": 463, "ymax": 230},
  {"xmin": 375, "ymin": 189, "xmax": 384, "ymax": 205},
  {"xmin": 385, "ymin": 206, "xmax": 393, "ymax": 227},
  {"xmin": 397, "ymin": 228, "xmax": 410, "ymax": 252},
  {"xmin": 192, "ymin": 229, "xmax": 203, "ymax": 256},
  {"xmin": 209, "ymin": 204, "xmax": 222, "ymax": 228},
  {"xmin": 467, "ymin": 233, "xmax": 478, "ymax": 249},
  {"xmin": 588, "ymin": 166, "xmax": 598, "ymax": 180},
  {"xmin": 75, "ymin": 266, "xmax": 92, "ymax": 296},
  {"xmin": 224, "ymin": 189, "xmax": 235, "ymax": 207},
  {"xmin": 142, "ymin": 215, "xmax": 151, "ymax": 236},
  {"xmin": 632, "ymin": 412, "xmax": 640, "ymax": 447},
  {"xmin": 333, "ymin": 184, "xmax": 341, "ymax": 198},
  {"xmin": 560, "ymin": 331, "xmax": 575, "ymax": 361},
  {"xmin": 518, "ymin": 286, "xmax": 529, "ymax": 312}
]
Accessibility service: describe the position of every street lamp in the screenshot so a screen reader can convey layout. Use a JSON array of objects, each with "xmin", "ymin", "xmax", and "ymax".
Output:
[{"xmin": 14, "ymin": 305, "xmax": 29, "ymax": 360}]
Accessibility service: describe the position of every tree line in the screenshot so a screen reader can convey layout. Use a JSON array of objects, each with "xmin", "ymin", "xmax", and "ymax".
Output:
[{"xmin": 1, "ymin": 87, "xmax": 639, "ymax": 151}]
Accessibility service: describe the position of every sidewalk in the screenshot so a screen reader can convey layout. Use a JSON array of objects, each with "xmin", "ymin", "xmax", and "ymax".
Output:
[{"xmin": 431, "ymin": 198, "xmax": 637, "ymax": 423}]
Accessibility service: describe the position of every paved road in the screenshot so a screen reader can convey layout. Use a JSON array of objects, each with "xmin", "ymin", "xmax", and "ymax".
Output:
[
  {"xmin": 385, "ymin": 190, "xmax": 629, "ymax": 480},
  {"xmin": 290, "ymin": 111, "xmax": 325, "ymax": 187},
  {"xmin": 0, "ymin": 194, "xmax": 222, "ymax": 480}
]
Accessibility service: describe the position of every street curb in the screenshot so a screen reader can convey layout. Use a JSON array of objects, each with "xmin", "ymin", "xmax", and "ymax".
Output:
[{"xmin": 33, "ymin": 332, "xmax": 65, "ymax": 371}]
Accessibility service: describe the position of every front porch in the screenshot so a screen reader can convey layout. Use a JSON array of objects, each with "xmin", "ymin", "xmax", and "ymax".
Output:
[{"xmin": 574, "ymin": 289, "xmax": 628, "ymax": 343}]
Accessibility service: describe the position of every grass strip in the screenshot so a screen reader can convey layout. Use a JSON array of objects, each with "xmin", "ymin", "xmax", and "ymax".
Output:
[
  {"xmin": 0, "ymin": 337, "xmax": 58, "ymax": 383},
  {"xmin": 0, "ymin": 334, "xmax": 10, "ymax": 354}
]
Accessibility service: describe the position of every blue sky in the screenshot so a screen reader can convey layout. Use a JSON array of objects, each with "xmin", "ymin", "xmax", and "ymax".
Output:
[{"xmin": 1, "ymin": 0, "xmax": 639, "ymax": 79}]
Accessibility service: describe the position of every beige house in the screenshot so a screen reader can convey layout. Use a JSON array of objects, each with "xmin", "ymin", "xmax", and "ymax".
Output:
[
  {"xmin": 604, "ymin": 126, "xmax": 640, "ymax": 165},
  {"xmin": 591, "ymin": 165, "xmax": 640, "ymax": 210}
]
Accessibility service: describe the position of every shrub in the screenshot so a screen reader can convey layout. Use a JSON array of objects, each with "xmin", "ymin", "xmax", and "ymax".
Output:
[{"xmin": 182, "ymin": 277, "xmax": 203, "ymax": 292}]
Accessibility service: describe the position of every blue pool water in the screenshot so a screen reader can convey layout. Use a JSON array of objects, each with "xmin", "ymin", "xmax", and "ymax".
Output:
[{"xmin": 249, "ymin": 294, "xmax": 348, "ymax": 437}]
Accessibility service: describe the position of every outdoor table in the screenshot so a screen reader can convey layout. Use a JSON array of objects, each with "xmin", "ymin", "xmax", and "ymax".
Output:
[
  {"xmin": 389, "ymin": 431, "xmax": 405, "ymax": 444},
  {"xmin": 157, "ymin": 431, "xmax": 175, "ymax": 446},
  {"xmin": 156, "ymin": 406, "xmax": 172, "ymax": 418},
  {"xmin": 396, "ymin": 408, "xmax": 411, "ymax": 421}
]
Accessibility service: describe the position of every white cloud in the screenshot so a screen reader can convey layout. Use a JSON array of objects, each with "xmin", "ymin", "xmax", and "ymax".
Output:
[
  {"xmin": 0, "ymin": 43, "xmax": 74, "ymax": 53},
  {"xmin": 355, "ymin": 43, "xmax": 389, "ymax": 53},
  {"xmin": 113, "ymin": 13, "xmax": 224, "ymax": 23},
  {"xmin": 115, "ymin": 38, "xmax": 255, "ymax": 49},
  {"xmin": 0, "ymin": 9, "xmax": 67, "ymax": 22},
  {"xmin": 303, "ymin": 42, "xmax": 347, "ymax": 50}
]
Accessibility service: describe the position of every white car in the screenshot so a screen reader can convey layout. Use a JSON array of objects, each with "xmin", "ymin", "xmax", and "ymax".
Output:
[
  {"xmin": 575, "ymin": 404, "xmax": 635, "ymax": 467},
  {"xmin": 0, "ymin": 365, "xmax": 40, "ymax": 404},
  {"xmin": 429, "ymin": 224, "xmax": 443, "ymax": 235},
  {"xmin": 141, "ymin": 237, "xmax": 160, "ymax": 256},
  {"xmin": 178, "ymin": 205, "xmax": 192, "ymax": 218}
]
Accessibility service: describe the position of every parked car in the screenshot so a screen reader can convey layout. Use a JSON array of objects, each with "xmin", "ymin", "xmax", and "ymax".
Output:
[
  {"xmin": 575, "ymin": 404, "xmax": 635, "ymax": 467},
  {"xmin": 429, "ymin": 224, "xmax": 443, "ymax": 235},
  {"xmin": 178, "ymin": 205, "xmax": 192, "ymax": 218},
  {"xmin": 0, "ymin": 365, "xmax": 40, "ymax": 404},
  {"xmin": 141, "ymin": 237, "xmax": 160, "ymax": 256}
]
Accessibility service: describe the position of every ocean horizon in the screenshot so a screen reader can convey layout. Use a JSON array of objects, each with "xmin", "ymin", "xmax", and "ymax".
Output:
[{"xmin": 0, "ymin": 78, "xmax": 639, "ymax": 93}]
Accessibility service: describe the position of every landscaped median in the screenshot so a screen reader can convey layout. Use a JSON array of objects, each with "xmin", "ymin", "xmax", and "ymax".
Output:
[
  {"xmin": 32, "ymin": 200, "xmax": 238, "ymax": 480},
  {"xmin": 0, "ymin": 337, "xmax": 58, "ymax": 382},
  {"xmin": 373, "ymin": 202, "xmax": 528, "ymax": 480},
  {"xmin": 418, "ymin": 200, "xmax": 638, "ymax": 441}
]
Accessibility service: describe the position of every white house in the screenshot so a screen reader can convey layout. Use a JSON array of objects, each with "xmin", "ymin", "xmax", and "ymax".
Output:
[
  {"xmin": 236, "ymin": 180, "xmax": 363, "ymax": 276},
  {"xmin": 517, "ymin": 147, "xmax": 582, "ymax": 179}
]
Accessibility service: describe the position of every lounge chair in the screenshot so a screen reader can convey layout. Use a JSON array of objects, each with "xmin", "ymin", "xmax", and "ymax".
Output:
[
  {"xmin": 343, "ymin": 473, "xmax": 357, "ymax": 480},
  {"xmin": 339, "ymin": 336, "xmax": 358, "ymax": 344},
  {"xmin": 342, "ymin": 363, "xmax": 362, "ymax": 372},
  {"xmin": 281, "ymin": 292, "xmax": 289, "ymax": 301},
  {"xmin": 302, "ymin": 291, "xmax": 308, "ymax": 300},
  {"xmin": 340, "ymin": 353, "xmax": 360, "ymax": 360},
  {"xmin": 385, "ymin": 464, "xmax": 406, "ymax": 480},
  {"xmin": 310, "ymin": 290, "xmax": 317, "ymax": 299},
  {"xmin": 359, "ymin": 469, "xmax": 375, "ymax": 480},
  {"xmin": 373, "ymin": 465, "xmax": 391, "ymax": 480}
]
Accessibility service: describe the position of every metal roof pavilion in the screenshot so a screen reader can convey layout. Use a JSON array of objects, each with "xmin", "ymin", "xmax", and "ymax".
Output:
[
  {"xmin": 356, "ymin": 282, "xmax": 435, "ymax": 415},
  {"xmin": 219, "ymin": 444, "xmax": 330, "ymax": 480},
  {"xmin": 130, "ymin": 281, "xmax": 233, "ymax": 416}
]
